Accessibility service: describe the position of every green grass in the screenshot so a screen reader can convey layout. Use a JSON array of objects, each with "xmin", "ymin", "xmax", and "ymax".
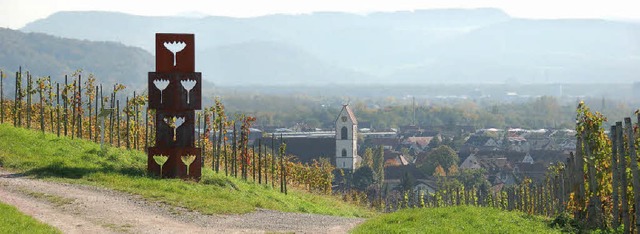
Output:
[
  {"xmin": 0, "ymin": 201, "xmax": 60, "ymax": 233},
  {"xmin": 351, "ymin": 206, "xmax": 562, "ymax": 234},
  {"xmin": 0, "ymin": 123, "xmax": 373, "ymax": 217}
]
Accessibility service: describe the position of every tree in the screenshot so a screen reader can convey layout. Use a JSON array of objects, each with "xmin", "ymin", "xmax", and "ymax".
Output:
[
  {"xmin": 447, "ymin": 164, "xmax": 458, "ymax": 175},
  {"xmin": 418, "ymin": 145, "xmax": 459, "ymax": 176},
  {"xmin": 433, "ymin": 164, "xmax": 446, "ymax": 177},
  {"xmin": 450, "ymin": 133, "xmax": 468, "ymax": 151},
  {"xmin": 427, "ymin": 136, "xmax": 441, "ymax": 149},
  {"xmin": 441, "ymin": 136, "xmax": 453, "ymax": 148},
  {"xmin": 372, "ymin": 145, "xmax": 385, "ymax": 185},
  {"xmin": 352, "ymin": 166, "xmax": 375, "ymax": 191},
  {"xmin": 361, "ymin": 148, "xmax": 374, "ymax": 169},
  {"xmin": 399, "ymin": 171, "xmax": 415, "ymax": 192},
  {"xmin": 435, "ymin": 174, "xmax": 462, "ymax": 192},
  {"xmin": 456, "ymin": 168, "xmax": 490, "ymax": 189}
]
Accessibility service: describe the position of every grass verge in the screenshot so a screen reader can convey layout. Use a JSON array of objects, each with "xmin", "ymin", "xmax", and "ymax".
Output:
[
  {"xmin": 0, "ymin": 201, "xmax": 60, "ymax": 233},
  {"xmin": 0, "ymin": 123, "xmax": 373, "ymax": 217},
  {"xmin": 351, "ymin": 206, "xmax": 561, "ymax": 234}
]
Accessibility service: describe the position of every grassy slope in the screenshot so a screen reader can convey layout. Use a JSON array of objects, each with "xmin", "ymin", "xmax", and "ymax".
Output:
[
  {"xmin": 0, "ymin": 123, "xmax": 372, "ymax": 217},
  {"xmin": 352, "ymin": 206, "xmax": 561, "ymax": 234},
  {"xmin": 0, "ymin": 201, "xmax": 60, "ymax": 233}
]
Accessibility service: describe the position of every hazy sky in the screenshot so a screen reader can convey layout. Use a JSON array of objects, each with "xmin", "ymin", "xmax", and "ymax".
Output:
[{"xmin": 1, "ymin": 0, "xmax": 638, "ymax": 29}]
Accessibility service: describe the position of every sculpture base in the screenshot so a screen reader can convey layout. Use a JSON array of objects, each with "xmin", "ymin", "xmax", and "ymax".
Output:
[{"xmin": 148, "ymin": 147, "xmax": 201, "ymax": 181}]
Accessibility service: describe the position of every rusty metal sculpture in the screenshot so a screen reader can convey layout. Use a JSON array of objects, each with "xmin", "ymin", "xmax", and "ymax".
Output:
[{"xmin": 148, "ymin": 33, "xmax": 201, "ymax": 180}]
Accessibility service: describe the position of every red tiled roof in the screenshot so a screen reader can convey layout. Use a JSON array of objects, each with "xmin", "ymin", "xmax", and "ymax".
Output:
[
  {"xmin": 404, "ymin": 137, "xmax": 433, "ymax": 147},
  {"xmin": 335, "ymin": 105, "xmax": 358, "ymax": 125}
]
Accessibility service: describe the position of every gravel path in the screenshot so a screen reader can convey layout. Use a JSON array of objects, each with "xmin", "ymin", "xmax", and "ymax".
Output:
[{"xmin": 0, "ymin": 170, "xmax": 364, "ymax": 233}]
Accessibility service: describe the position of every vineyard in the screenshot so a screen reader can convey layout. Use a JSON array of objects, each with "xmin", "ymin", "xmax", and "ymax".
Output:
[
  {"xmin": 361, "ymin": 101, "xmax": 638, "ymax": 233},
  {"xmin": 3, "ymin": 66, "xmax": 640, "ymax": 232},
  {"xmin": 0, "ymin": 67, "xmax": 335, "ymax": 196}
]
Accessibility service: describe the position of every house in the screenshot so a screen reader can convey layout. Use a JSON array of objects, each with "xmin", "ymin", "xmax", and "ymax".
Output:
[
  {"xmin": 492, "ymin": 171, "xmax": 517, "ymax": 186},
  {"xmin": 262, "ymin": 137, "xmax": 334, "ymax": 164},
  {"xmin": 522, "ymin": 153, "xmax": 534, "ymax": 164},
  {"xmin": 505, "ymin": 136, "xmax": 529, "ymax": 152},
  {"xmin": 459, "ymin": 153, "xmax": 481, "ymax": 170},
  {"xmin": 458, "ymin": 150, "xmax": 517, "ymax": 186},
  {"xmin": 402, "ymin": 136, "xmax": 434, "ymax": 152},
  {"xmin": 478, "ymin": 157, "xmax": 511, "ymax": 173},
  {"xmin": 478, "ymin": 157, "xmax": 515, "ymax": 186},
  {"xmin": 384, "ymin": 164, "xmax": 427, "ymax": 181},
  {"xmin": 383, "ymin": 164, "xmax": 429, "ymax": 192},
  {"xmin": 384, "ymin": 150, "xmax": 410, "ymax": 166},
  {"xmin": 559, "ymin": 140, "xmax": 576, "ymax": 151},
  {"xmin": 529, "ymin": 150, "xmax": 570, "ymax": 165},
  {"xmin": 413, "ymin": 179, "xmax": 437, "ymax": 195},
  {"xmin": 513, "ymin": 162, "xmax": 548, "ymax": 182},
  {"xmin": 463, "ymin": 135, "xmax": 500, "ymax": 151},
  {"xmin": 363, "ymin": 137, "xmax": 400, "ymax": 151},
  {"xmin": 527, "ymin": 137, "xmax": 560, "ymax": 151}
]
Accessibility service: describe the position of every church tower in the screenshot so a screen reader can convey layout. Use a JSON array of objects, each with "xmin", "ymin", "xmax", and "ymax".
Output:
[{"xmin": 335, "ymin": 104, "xmax": 358, "ymax": 172}]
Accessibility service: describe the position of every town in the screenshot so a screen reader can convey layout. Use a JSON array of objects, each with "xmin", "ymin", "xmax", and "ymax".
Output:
[{"xmin": 247, "ymin": 104, "xmax": 576, "ymax": 198}]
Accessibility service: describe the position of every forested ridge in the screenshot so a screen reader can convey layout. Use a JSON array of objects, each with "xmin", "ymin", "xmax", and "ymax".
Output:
[{"xmin": 0, "ymin": 28, "xmax": 152, "ymax": 90}]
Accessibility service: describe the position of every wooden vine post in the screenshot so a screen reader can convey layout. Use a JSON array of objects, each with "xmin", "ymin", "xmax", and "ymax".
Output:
[
  {"xmin": 77, "ymin": 74, "xmax": 82, "ymax": 138},
  {"xmin": 37, "ymin": 77, "xmax": 44, "ymax": 134},
  {"xmin": 574, "ymin": 135, "xmax": 586, "ymax": 220},
  {"xmin": 617, "ymin": 121, "xmax": 630, "ymax": 234},
  {"xmin": 63, "ymin": 75, "xmax": 68, "ymax": 136},
  {"xmin": 583, "ymin": 132, "xmax": 602, "ymax": 227},
  {"xmin": 630, "ymin": 116, "xmax": 640, "ymax": 232},
  {"xmin": 56, "ymin": 83, "xmax": 60, "ymax": 137},
  {"xmin": 94, "ymin": 86, "xmax": 99, "ymax": 142},
  {"xmin": 48, "ymin": 78, "xmax": 53, "ymax": 133},
  {"xmin": 610, "ymin": 125, "xmax": 619, "ymax": 228},
  {"xmin": 14, "ymin": 68, "xmax": 21, "ymax": 127},
  {"xmin": 116, "ymin": 100, "xmax": 120, "ymax": 147},
  {"xmin": 1, "ymin": 70, "xmax": 4, "ymax": 123},
  {"xmin": 26, "ymin": 72, "xmax": 31, "ymax": 129}
]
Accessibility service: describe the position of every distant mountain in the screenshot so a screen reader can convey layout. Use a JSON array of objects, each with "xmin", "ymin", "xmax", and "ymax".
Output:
[
  {"xmin": 20, "ymin": 9, "xmax": 640, "ymax": 84},
  {"xmin": 390, "ymin": 19, "xmax": 640, "ymax": 83},
  {"xmin": 21, "ymin": 9, "xmax": 509, "ymax": 84},
  {"xmin": 202, "ymin": 41, "xmax": 374, "ymax": 85},
  {"xmin": 0, "ymin": 28, "xmax": 152, "ymax": 90}
]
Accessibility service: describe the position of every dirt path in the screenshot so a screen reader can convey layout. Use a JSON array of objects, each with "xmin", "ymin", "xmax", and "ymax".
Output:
[{"xmin": 0, "ymin": 170, "xmax": 364, "ymax": 233}]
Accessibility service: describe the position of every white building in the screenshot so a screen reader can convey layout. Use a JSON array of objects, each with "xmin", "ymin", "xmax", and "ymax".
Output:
[{"xmin": 335, "ymin": 104, "xmax": 359, "ymax": 172}]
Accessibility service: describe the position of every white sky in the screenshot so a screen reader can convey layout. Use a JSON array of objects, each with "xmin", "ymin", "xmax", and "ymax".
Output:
[{"xmin": 1, "ymin": 0, "xmax": 639, "ymax": 29}]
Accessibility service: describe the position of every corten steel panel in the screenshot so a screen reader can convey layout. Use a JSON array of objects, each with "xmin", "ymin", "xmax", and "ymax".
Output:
[
  {"xmin": 155, "ymin": 110, "xmax": 195, "ymax": 147},
  {"xmin": 155, "ymin": 33, "xmax": 195, "ymax": 72},
  {"xmin": 148, "ymin": 72, "xmax": 202, "ymax": 111},
  {"xmin": 148, "ymin": 147, "xmax": 201, "ymax": 180}
]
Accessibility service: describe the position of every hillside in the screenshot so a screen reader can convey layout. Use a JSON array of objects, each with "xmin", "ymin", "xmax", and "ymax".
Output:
[
  {"xmin": 0, "ymin": 123, "xmax": 372, "ymax": 218},
  {"xmin": 352, "ymin": 206, "xmax": 561, "ymax": 234},
  {"xmin": 21, "ymin": 9, "xmax": 640, "ymax": 85},
  {"xmin": 0, "ymin": 28, "xmax": 152, "ymax": 90}
]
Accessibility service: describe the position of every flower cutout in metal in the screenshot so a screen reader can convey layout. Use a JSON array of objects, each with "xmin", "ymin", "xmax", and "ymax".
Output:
[
  {"xmin": 153, "ymin": 79, "xmax": 170, "ymax": 104},
  {"xmin": 164, "ymin": 116, "xmax": 186, "ymax": 141},
  {"xmin": 153, "ymin": 155, "xmax": 169, "ymax": 177},
  {"xmin": 181, "ymin": 154, "xmax": 196, "ymax": 175},
  {"xmin": 180, "ymin": 79, "xmax": 196, "ymax": 104},
  {"xmin": 163, "ymin": 41, "xmax": 186, "ymax": 66}
]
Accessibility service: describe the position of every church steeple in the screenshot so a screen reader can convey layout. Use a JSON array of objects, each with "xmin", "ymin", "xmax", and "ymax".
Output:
[{"xmin": 335, "ymin": 104, "xmax": 358, "ymax": 171}]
